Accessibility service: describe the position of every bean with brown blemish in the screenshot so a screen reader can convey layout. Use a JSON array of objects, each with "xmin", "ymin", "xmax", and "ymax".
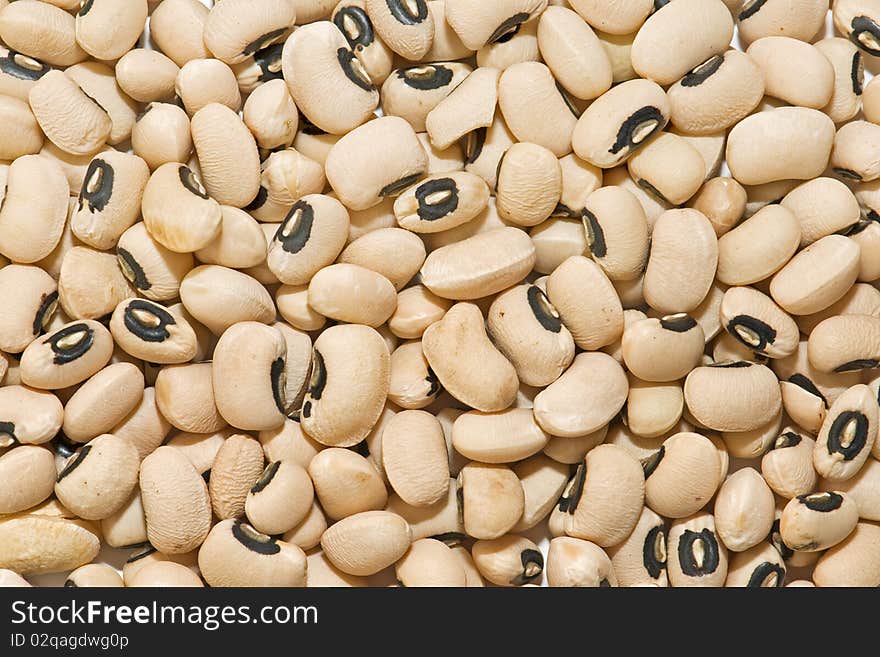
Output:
[{"xmin": 546, "ymin": 536, "xmax": 617, "ymax": 587}]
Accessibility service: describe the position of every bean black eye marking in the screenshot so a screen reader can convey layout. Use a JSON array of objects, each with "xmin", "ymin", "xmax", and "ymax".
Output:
[
  {"xmin": 243, "ymin": 27, "xmax": 287, "ymax": 57},
  {"xmin": 0, "ymin": 421, "xmax": 16, "ymax": 447},
  {"xmin": 787, "ymin": 374, "xmax": 827, "ymax": 406},
  {"xmin": 308, "ymin": 350, "xmax": 326, "ymax": 400},
  {"xmin": 379, "ymin": 172, "xmax": 422, "ymax": 197},
  {"xmin": 78, "ymin": 0, "xmax": 95, "ymax": 17},
  {"xmin": 727, "ymin": 315, "xmax": 776, "ymax": 353},
  {"xmin": 852, "ymin": 51, "xmax": 864, "ymax": 96},
  {"xmin": 826, "ymin": 410, "xmax": 868, "ymax": 460},
  {"xmin": 0, "ymin": 49, "xmax": 50, "ymax": 82},
  {"xmin": 32, "ymin": 291, "xmax": 58, "ymax": 336},
  {"xmin": 78, "ymin": 159, "xmax": 115, "ymax": 213},
  {"xmin": 834, "ymin": 167, "xmax": 863, "ymax": 181},
  {"xmin": 609, "ymin": 106, "xmax": 664, "ymax": 156},
  {"xmin": 510, "ymin": 548, "xmax": 544, "ymax": 586},
  {"xmin": 251, "ymin": 461, "xmax": 280, "ymax": 494},
  {"xmin": 46, "ymin": 323, "xmax": 94, "ymax": 365},
  {"xmin": 337, "ymin": 47, "xmax": 375, "ymax": 92},
  {"xmin": 582, "ymin": 209, "xmax": 606, "ymax": 258},
  {"xmin": 425, "ymin": 367, "xmax": 441, "ymax": 396},
  {"xmin": 275, "ymin": 200, "xmax": 315, "ymax": 254},
  {"xmin": 850, "ymin": 16, "xmax": 880, "ymax": 57},
  {"xmin": 254, "ymin": 42, "xmax": 284, "ymax": 82},
  {"xmin": 774, "ymin": 431, "xmax": 802, "ymax": 449},
  {"xmin": 430, "ymin": 532, "xmax": 467, "ymax": 546},
  {"xmin": 637, "ymin": 178, "xmax": 671, "ymax": 204},
  {"xmin": 643, "ymin": 525, "xmax": 667, "ymax": 579},
  {"xmin": 768, "ymin": 518, "xmax": 793, "ymax": 561},
  {"xmin": 179, "ymin": 166, "xmax": 209, "ymax": 199},
  {"xmin": 245, "ymin": 185, "xmax": 269, "ymax": 212},
  {"xmin": 680, "ymin": 55, "xmax": 724, "ymax": 88},
  {"xmin": 834, "ymin": 358, "xmax": 880, "ymax": 372},
  {"xmin": 386, "ymin": 0, "xmax": 428, "ymax": 25},
  {"xmin": 642, "ymin": 446, "xmax": 665, "ymax": 479},
  {"xmin": 527, "ymin": 285, "xmax": 562, "ymax": 333},
  {"xmin": 746, "ymin": 561, "xmax": 784, "ymax": 588},
  {"xmin": 398, "ymin": 65, "xmax": 453, "ymax": 91},
  {"xmin": 677, "ymin": 528, "xmax": 720, "ymax": 576},
  {"xmin": 660, "ymin": 314, "xmax": 697, "ymax": 333},
  {"xmin": 232, "ymin": 521, "xmax": 280, "ymax": 555},
  {"xmin": 798, "ymin": 491, "xmax": 844, "ymax": 512},
  {"xmin": 126, "ymin": 545, "xmax": 157, "ymax": 564},
  {"xmin": 558, "ymin": 463, "xmax": 586, "ymax": 514},
  {"xmin": 461, "ymin": 127, "xmax": 486, "ymax": 165},
  {"xmin": 487, "ymin": 12, "xmax": 530, "ymax": 44},
  {"xmin": 709, "ymin": 360, "xmax": 751, "ymax": 368},
  {"xmin": 334, "ymin": 6, "xmax": 375, "ymax": 49},
  {"xmin": 415, "ymin": 177, "xmax": 459, "ymax": 221},
  {"xmin": 123, "ymin": 299, "xmax": 175, "ymax": 343},
  {"xmin": 56, "ymin": 445, "xmax": 92, "ymax": 483},
  {"xmin": 738, "ymin": 0, "xmax": 767, "ymax": 21},
  {"xmin": 117, "ymin": 248, "xmax": 151, "ymax": 291},
  {"xmin": 271, "ymin": 357, "xmax": 287, "ymax": 414}
]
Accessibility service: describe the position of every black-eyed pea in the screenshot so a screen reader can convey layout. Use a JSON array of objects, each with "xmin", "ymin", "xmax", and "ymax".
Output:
[
  {"xmin": 458, "ymin": 461, "xmax": 524, "ymax": 540},
  {"xmin": 57, "ymin": 246, "xmax": 135, "ymax": 321},
  {"xmin": 534, "ymin": 352, "xmax": 627, "ymax": 438},
  {"xmin": 426, "ymin": 67, "xmax": 500, "ymax": 152},
  {"xmin": 778, "ymin": 178, "xmax": 860, "ymax": 251},
  {"xmin": 55, "ymin": 433, "xmax": 140, "ymax": 521},
  {"xmin": 422, "ymin": 303, "xmax": 519, "ymax": 412},
  {"xmin": 622, "ymin": 314, "xmax": 705, "ymax": 382},
  {"xmin": 65, "ymin": 563, "xmax": 124, "ymax": 588},
  {"xmin": 772, "ymin": 339, "xmax": 860, "ymax": 407},
  {"xmin": 643, "ymin": 208, "xmax": 718, "ymax": 314},
  {"xmin": 0, "ymin": 445, "xmax": 56, "ymax": 515},
  {"xmin": 168, "ymin": 430, "xmax": 230, "ymax": 478},
  {"xmin": 307, "ymin": 264, "xmax": 397, "ymax": 327},
  {"xmin": 602, "ymin": 166, "xmax": 671, "ymax": 230},
  {"xmin": 259, "ymin": 418, "xmax": 322, "ymax": 469},
  {"xmin": 713, "ymin": 467, "xmax": 775, "ymax": 553},
  {"xmin": 385, "ymin": 481, "xmax": 464, "ymax": 543},
  {"xmin": 711, "ymin": 329, "xmax": 767, "ymax": 365},
  {"xmin": 139, "ymin": 445, "xmax": 212, "ymax": 554},
  {"xmin": 332, "ymin": 0, "xmax": 394, "ymax": 85},
  {"xmin": 0, "ymin": 155, "xmax": 68, "ymax": 264},
  {"xmin": 387, "ymin": 341, "xmax": 440, "ymax": 410},
  {"xmin": 737, "ymin": 0, "xmax": 827, "ymax": 43},
  {"xmin": 452, "ymin": 408, "xmax": 549, "ymax": 465},
  {"xmin": 364, "ymin": 0, "xmax": 434, "ymax": 60},
  {"xmin": 813, "ymin": 384, "xmax": 877, "ymax": 482},
  {"xmin": 203, "ymin": 0, "xmax": 295, "ymax": 66},
  {"xmin": 396, "ymin": 538, "xmax": 467, "ymax": 587},
  {"xmin": 190, "ymin": 103, "xmax": 260, "ymax": 208},
  {"xmin": 326, "ymin": 116, "xmax": 428, "ymax": 210},
  {"xmin": 579, "ymin": 187, "xmax": 648, "ymax": 283},
  {"xmin": 567, "ymin": 0, "xmax": 652, "ymax": 35},
  {"xmin": 245, "ymin": 460, "xmax": 314, "ymax": 535},
  {"xmin": 726, "ymin": 108, "xmax": 835, "ymax": 185},
  {"xmin": 644, "ymin": 432, "xmax": 720, "ymax": 519},
  {"xmin": 690, "ymin": 177, "xmax": 746, "ymax": 238},
  {"xmin": 120, "ymin": 547, "xmax": 200, "ymax": 585},
  {"xmin": 282, "ymin": 21, "xmax": 378, "ymax": 136},
  {"xmin": 595, "ymin": 29, "xmax": 637, "ymax": 83},
  {"xmin": 421, "ymin": 0, "xmax": 472, "ymax": 61},
  {"xmin": 306, "ymin": 550, "xmax": 368, "ymax": 587},
  {"xmin": 393, "ymin": 172, "xmax": 488, "ymax": 235},
  {"xmin": 126, "ymin": 560, "xmax": 204, "ymax": 587},
  {"xmin": 821, "ymin": 457, "xmax": 880, "ymax": 521},
  {"xmin": 781, "ymin": 375, "xmax": 826, "ymax": 434},
  {"xmin": 175, "ymin": 59, "xmax": 242, "ymax": 117},
  {"xmin": 460, "ymin": 114, "xmax": 514, "ymax": 191},
  {"xmin": 308, "ymin": 447, "xmax": 387, "ymax": 520},
  {"xmin": 724, "ymin": 542, "xmax": 785, "ymax": 587},
  {"xmin": 631, "ymin": 0, "xmax": 733, "ymax": 85},
  {"xmin": 495, "ymin": 142, "xmax": 561, "ymax": 227},
  {"xmin": 0, "ymin": 265, "xmax": 57, "ymax": 354},
  {"xmin": 20, "ymin": 320, "xmax": 113, "ymax": 391},
  {"xmin": 511, "ymin": 454, "xmax": 568, "ymax": 532},
  {"xmin": 0, "ymin": 385, "xmax": 63, "ymax": 448},
  {"xmin": 832, "ymin": 120, "xmax": 880, "ymax": 184},
  {"xmin": 471, "ymin": 534, "xmax": 543, "ymax": 586},
  {"xmin": 388, "ymin": 286, "xmax": 450, "ymax": 339},
  {"xmin": 487, "ymin": 284, "xmax": 574, "ymax": 387},
  {"xmin": 780, "ymin": 491, "xmax": 859, "ymax": 554},
  {"xmin": 115, "ymin": 49, "xmax": 179, "ymax": 104},
  {"xmin": 131, "ymin": 103, "xmax": 193, "ymax": 171},
  {"xmin": 71, "ymin": 152, "xmax": 150, "ymax": 251},
  {"xmin": 179, "ymin": 265, "xmax": 275, "ymax": 336},
  {"xmin": 747, "ymin": 37, "xmax": 834, "ymax": 109},
  {"xmin": 417, "ymin": 132, "xmax": 464, "ymax": 174},
  {"xmin": 61, "ymin": 363, "xmax": 143, "ymax": 443},
  {"xmin": 338, "ymin": 228, "xmax": 426, "ymax": 292},
  {"xmin": 720, "ymin": 286, "xmax": 798, "ymax": 359},
  {"xmin": 0, "ymin": 1, "xmax": 86, "ymax": 67},
  {"xmin": 206, "ymin": 434, "xmax": 265, "ymax": 521},
  {"xmin": 116, "ymin": 226, "xmax": 193, "ymax": 303},
  {"xmin": 301, "ymin": 324, "xmax": 390, "ymax": 447},
  {"xmin": 475, "ymin": 16, "xmax": 539, "ymax": 71},
  {"xmin": 154, "ymin": 364, "xmax": 226, "ymax": 434},
  {"xmin": 606, "ymin": 505, "xmax": 667, "ymax": 587},
  {"xmin": 321, "ymin": 510, "xmax": 411, "ymax": 576},
  {"xmin": 0, "ymin": 95, "xmax": 42, "ymax": 161},
  {"xmin": 381, "ymin": 410, "xmax": 448, "ymax": 507},
  {"xmin": 537, "ymin": 6, "xmax": 611, "ymax": 101},
  {"xmin": 688, "ymin": 282, "xmax": 730, "ymax": 343},
  {"xmin": 808, "ymin": 314, "xmax": 880, "ymax": 374},
  {"xmin": 443, "ymin": 0, "xmax": 545, "ymax": 50},
  {"xmin": 0, "ymin": 46, "xmax": 50, "ymax": 102},
  {"xmin": 498, "ymin": 62, "xmax": 578, "ymax": 158},
  {"xmin": 625, "ymin": 377, "xmax": 684, "ymax": 439},
  {"xmin": 276, "ymin": 284, "xmax": 327, "ymax": 332},
  {"xmin": 834, "ymin": 0, "xmax": 880, "ymax": 56},
  {"xmin": 865, "ymin": 75, "xmax": 880, "ymax": 123},
  {"xmin": 28, "ymin": 71, "xmax": 110, "ymax": 157},
  {"xmin": 542, "ymin": 426, "xmax": 607, "ymax": 465},
  {"xmin": 212, "ymin": 322, "xmax": 288, "ymax": 431},
  {"xmin": 198, "ymin": 519, "xmax": 307, "ymax": 586},
  {"xmin": 0, "ymin": 516, "xmax": 99, "ymax": 575},
  {"xmin": 716, "ymin": 204, "xmax": 800, "ymax": 287},
  {"xmin": 148, "ymin": 0, "xmax": 211, "ymax": 67},
  {"xmin": 283, "ymin": 500, "xmax": 327, "ymax": 551},
  {"xmin": 64, "ymin": 62, "xmax": 137, "ymax": 148},
  {"xmin": 561, "ymin": 445, "xmax": 644, "ymax": 547},
  {"xmin": 529, "ymin": 218, "xmax": 587, "ymax": 276},
  {"xmin": 814, "ymin": 37, "xmax": 863, "ymax": 124},
  {"xmin": 761, "ymin": 429, "xmax": 818, "ymax": 498},
  {"xmin": 194, "ymin": 206, "xmax": 266, "ymax": 269},
  {"xmin": 546, "ymin": 536, "xmax": 617, "ymax": 587},
  {"xmin": 626, "ymin": 132, "xmax": 704, "ymax": 206},
  {"xmin": 684, "ymin": 361, "xmax": 782, "ymax": 432},
  {"xmin": 813, "ymin": 521, "xmax": 880, "ymax": 587},
  {"xmin": 666, "ymin": 512, "xmax": 727, "ymax": 587},
  {"xmin": 111, "ymin": 388, "xmax": 170, "ymax": 462},
  {"xmin": 241, "ymin": 80, "xmax": 298, "ymax": 152}
]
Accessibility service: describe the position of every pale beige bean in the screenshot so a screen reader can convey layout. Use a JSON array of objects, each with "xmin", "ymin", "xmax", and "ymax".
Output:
[
  {"xmin": 320, "ymin": 510, "xmax": 412, "ymax": 576},
  {"xmin": 20, "ymin": 320, "xmax": 113, "ymax": 391},
  {"xmin": 115, "ymin": 49, "xmax": 179, "ymax": 104},
  {"xmin": 203, "ymin": 0, "xmax": 295, "ymax": 65},
  {"xmin": 816, "ymin": 37, "xmax": 864, "ymax": 124},
  {"xmin": 666, "ymin": 512, "xmax": 728, "ymax": 587},
  {"xmin": 131, "ymin": 103, "xmax": 193, "ymax": 171},
  {"xmin": 65, "ymin": 563, "xmax": 124, "ymax": 588},
  {"xmin": 747, "ymin": 37, "xmax": 834, "ymax": 109},
  {"xmin": 762, "ymin": 429, "xmax": 818, "ymax": 499},
  {"xmin": 0, "ymin": 0, "xmax": 86, "ymax": 67},
  {"xmin": 684, "ymin": 361, "xmax": 782, "ymax": 432},
  {"xmin": 537, "ymin": 6, "xmax": 611, "ymax": 101},
  {"xmin": 426, "ymin": 67, "xmax": 500, "ymax": 151},
  {"xmin": 179, "ymin": 265, "xmax": 275, "ymax": 335},
  {"xmin": 62, "ymin": 363, "xmax": 143, "ymax": 443},
  {"xmin": 387, "ymin": 340, "xmax": 440, "ymax": 410},
  {"xmin": 813, "ymin": 384, "xmax": 877, "ymax": 482},
  {"xmin": 724, "ymin": 542, "xmax": 785, "ymax": 587},
  {"xmin": 625, "ymin": 377, "xmax": 684, "ymax": 439},
  {"xmin": 112, "ymin": 388, "xmax": 171, "ymax": 461},
  {"xmin": 175, "ymin": 58, "xmax": 242, "ymax": 116},
  {"xmin": 622, "ymin": 314, "xmax": 704, "ymax": 382},
  {"xmin": 546, "ymin": 536, "xmax": 616, "ymax": 587},
  {"xmin": 821, "ymin": 458, "xmax": 880, "ymax": 521},
  {"xmin": 28, "ymin": 71, "xmax": 110, "ymax": 157},
  {"xmin": 458, "ymin": 461, "xmax": 524, "ymax": 540},
  {"xmin": 388, "ymin": 286, "xmax": 450, "ymax": 339},
  {"xmin": 453, "ymin": 408, "xmax": 548, "ymax": 464},
  {"xmin": 443, "ymin": 0, "xmax": 545, "ymax": 50},
  {"xmin": 338, "ymin": 228, "xmax": 426, "ymax": 291},
  {"xmin": 607, "ymin": 505, "xmax": 668, "ymax": 587},
  {"xmin": 813, "ymin": 521, "xmax": 880, "ymax": 587},
  {"xmin": 644, "ymin": 432, "xmax": 721, "ymax": 519},
  {"xmin": 148, "ymin": 0, "xmax": 211, "ymax": 67},
  {"xmin": 716, "ymin": 204, "xmax": 800, "ymax": 286},
  {"xmin": 0, "ymin": 516, "xmax": 99, "ymax": 575},
  {"xmin": 0, "ymin": 445, "xmax": 55, "ymax": 515},
  {"xmin": 396, "ymin": 538, "xmax": 467, "ymax": 587},
  {"xmin": 627, "ymin": 132, "xmax": 704, "ymax": 206},
  {"xmin": 155, "ymin": 363, "xmax": 226, "ymax": 434},
  {"xmin": 567, "ymin": 0, "xmax": 652, "ymax": 36},
  {"xmin": 58, "ymin": 246, "xmax": 135, "ymax": 321},
  {"xmin": 259, "ymin": 418, "xmax": 322, "ymax": 469}
]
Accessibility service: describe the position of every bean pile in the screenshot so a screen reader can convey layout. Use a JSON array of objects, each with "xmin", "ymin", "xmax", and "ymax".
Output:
[{"xmin": 1, "ymin": 0, "xmax": 880, "ymax": 589}]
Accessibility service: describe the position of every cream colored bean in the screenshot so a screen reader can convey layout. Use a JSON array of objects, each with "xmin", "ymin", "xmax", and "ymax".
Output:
[
  {"xmin": 388, "ymin": 286, "xmax": 450, "ymax": 339},
  {"xmin": 115, "ymin": 49, "xmax": 179, "ymax": 104},
  {"xmin": 546, "ymin": 536, "xmax": 616, "ymax": 587},
  {"xmin": 396, "ymin": 538, "xmax": 467, "ymax": 587},
  {"xmin": 20, "ymin": 320, "xmax": 113, "ymax": 391},
  {"xmin": 813, "ymin": 521, "xmax": 880, "ymax": 587},
  {"xmin": 816, "ymin": 37, "xmax": 864, "ymax": 124},
  {"xmin": 625, "ymin": 377, "xmax": 683, "ymax": 439},
  {"xmin": 645, "ymin": 432, "xmax": 721, "ymax": 519},
  {"xmin": 667, "ymin": 512, "xmax": 728, "ymax": 587},
  {"xmin": 813, "ymin": 384, "xmax": 877, "ymax": 482},
  {"xmin": 259, "ymin": 418, "xmax": 322, "ymax": 469},
  {"xmin": 176, "ymin": 59, "xmax": 242, "ymax": 117},
  {"xmin": 426, "ymin": 67, "xmax": 500, "ymax": 152},
  {"xmin": 443, "ymin": 0, "xmax": 545, "ymax": 50},
  {"xmin": 0, "ymin": 1, "xmax": 86, "ymax": 67},
  {"xmin": 567, "ymin": 0, "xmax": 652, "ymax": 36},
  {"xmin": 245, "ymin": 459, "xmax": 314, "ymax": 535},
  {"xmin": 148, "ymin": 0, "xmax": 210, "ymax": 67},
  {"xmin": 382, "ymin": 410, "xmax": 449, "ymax": 507},
  {"xmin": 761, "ymin": 429, "xmax": 818, "ymax": 499},
  {"xmin": 458, "ymin": 461, "xmax": 524, "ymax": 540},
  {"xmin": 62, "ymin": 363, "xmax": 143, "ymax": 443},
  {"xmin": 471, "ymin": 534, "xmax": 543, "ymax": 586},
  {"xmin": 203, "ymin": 0, "xmax": 295, "ymax": 65},
  {"xmin": 65, "ymin": 563, "xmax": 124, "ymax": 588},
  {"xmin": 0, "ymin": 445, "xmax": 55, "ymax": 515},
  {"xmin": 684, "ymin": 361, "xmax": 782, "ymax": 432},
  {"xmin": 0, "ymin": 516, "xmax": 99, "ymax": 575},
  {"xmin": 131, "ymin": 103, "xmax": 193, "ymax": 171},
  {"xmin": 387, "ymin": 341, "xmax": 440, "ymax": 409},
  {"xmin": 606, "ymin": 505, "xmax": 667, "ymax": 587},
  {"xmin": 320, "ymin": 510, "xmax": 412, "ymax": 576},
  {"xmin": 337, "ymin": 227, "xmax": 426, "ymax": 291}
]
